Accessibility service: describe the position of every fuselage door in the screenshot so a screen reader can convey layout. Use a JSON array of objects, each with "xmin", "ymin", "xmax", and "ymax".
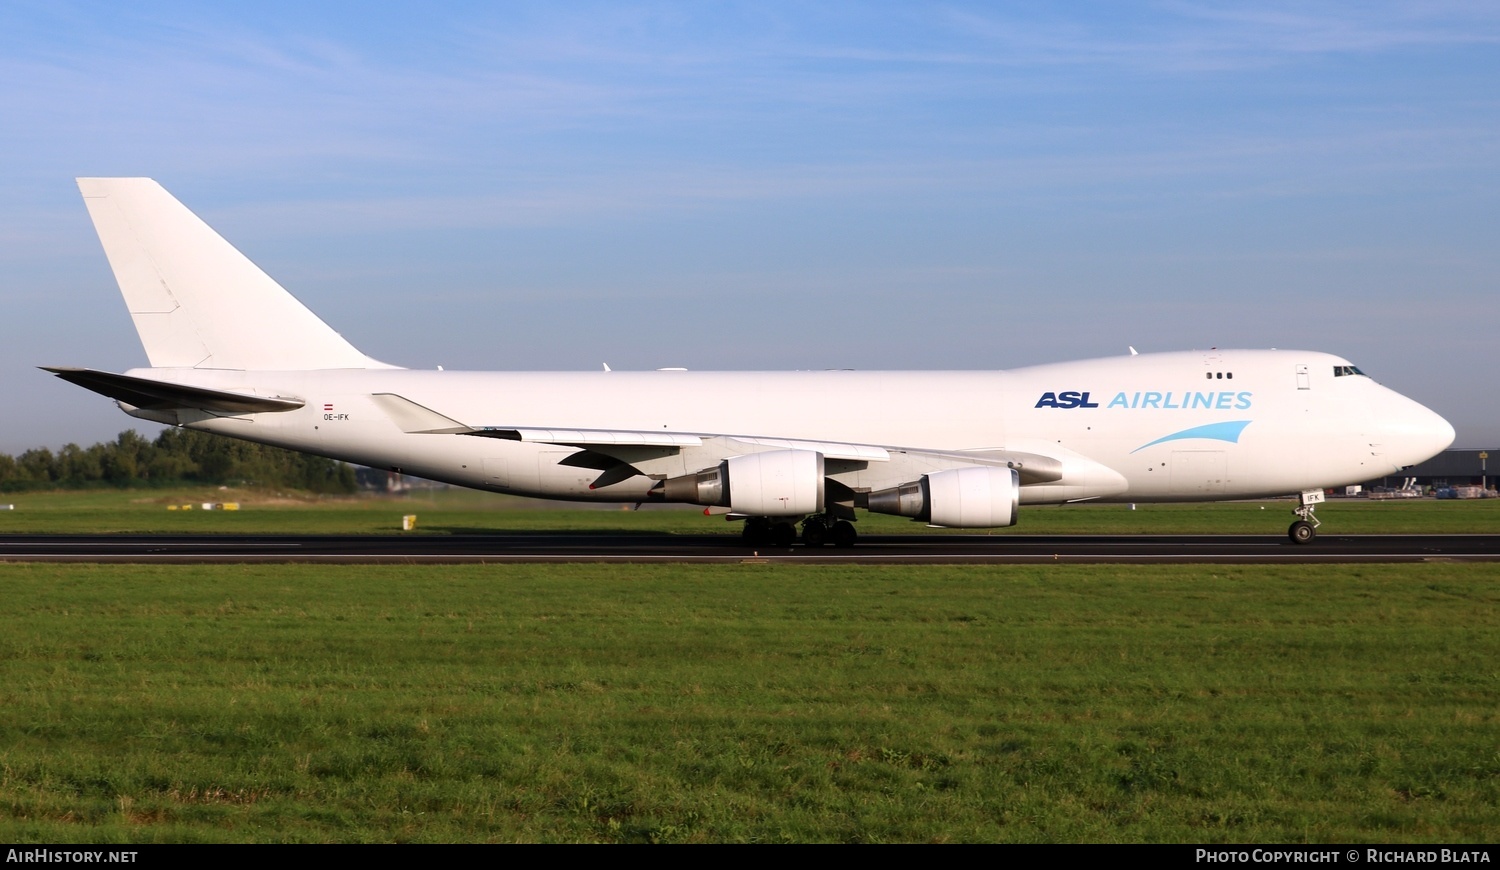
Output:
[
  {"xmin": 1295, "ymin": 364, "xmax": 1310, "ymax": 390},
  {"xmin": 483, "ymin": 457, "xmax": 510, "ymax": 490}
]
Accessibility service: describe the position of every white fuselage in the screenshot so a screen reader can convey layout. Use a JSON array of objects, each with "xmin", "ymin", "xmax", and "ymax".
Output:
[
  {"xmin": 63, "ymin": 179, "xmax": 1456, "ymax": 528},
  {"xmin": 122, "ymin": 348, "xmax": 1455, "ymax": 506}
]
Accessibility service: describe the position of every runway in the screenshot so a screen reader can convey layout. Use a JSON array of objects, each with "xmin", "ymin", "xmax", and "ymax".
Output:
[{"xmin": 2, "ymin": 532, "xmax": 1498, "ymax": 563}]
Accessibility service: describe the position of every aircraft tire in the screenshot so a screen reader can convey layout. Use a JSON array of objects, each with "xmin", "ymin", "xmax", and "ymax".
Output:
[
  {"xmin": 742, "ymin": 518, "xmax": 772, "ymax": 546},
  {"xmin": 831, "ymin": 520, "xmax": 858, "ymax": 548},
  {"xmin": 770, "ymin": 522, "xmax": 798, "ymax": 547},
  {"xmin": 1288, "ymin": 520, "xmax": 1316, "ymax": 545},
  {"xmin": 801, "ymin": 518, "xmax": 828, "ymax": 547}
]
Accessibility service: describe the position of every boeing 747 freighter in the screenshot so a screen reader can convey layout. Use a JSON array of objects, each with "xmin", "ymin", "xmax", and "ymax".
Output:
[{"xmin": 47, "ymin": 179, "xmax": 1455, "ymax": 546}]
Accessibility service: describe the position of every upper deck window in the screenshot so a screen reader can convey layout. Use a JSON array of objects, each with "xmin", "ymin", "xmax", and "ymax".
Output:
[{"xmin": 1333, "ymin": 365, "xmax": 1367, "ymax": 377}]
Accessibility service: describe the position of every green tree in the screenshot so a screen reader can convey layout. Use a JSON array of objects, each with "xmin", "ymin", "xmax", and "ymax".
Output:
[
  {"xmin": 0, "ymin": 428, "xmax": 358, "ymax": 494},
  {"xmin": 17, "ymin": 448, "xmax": 57, "ymax": 486}
]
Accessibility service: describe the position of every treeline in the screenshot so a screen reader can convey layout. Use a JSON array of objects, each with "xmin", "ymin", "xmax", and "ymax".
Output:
[{"xmin": 0, "ymin": 429, "xmax": 356, "ymax": 493}]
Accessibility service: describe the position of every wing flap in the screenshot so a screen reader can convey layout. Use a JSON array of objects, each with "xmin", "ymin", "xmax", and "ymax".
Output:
[{"xmin": 473, "ymin": 427, "xmax": 704, "ymax": 448}]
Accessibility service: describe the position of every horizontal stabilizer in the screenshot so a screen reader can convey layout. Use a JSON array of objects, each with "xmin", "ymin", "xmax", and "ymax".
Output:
[{"xmin": 42, "ymin": 367, "xmax": 304, "ymax": 414}]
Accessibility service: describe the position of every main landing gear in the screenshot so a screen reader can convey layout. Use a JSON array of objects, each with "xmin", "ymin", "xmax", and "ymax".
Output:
[
  {"xmin": 1288, "ymin": 489, "xmax": 1324, "ymax": 545},
  {"xmin": 741, "ymin": 515, "xmax": 858, "ymax": 548}
]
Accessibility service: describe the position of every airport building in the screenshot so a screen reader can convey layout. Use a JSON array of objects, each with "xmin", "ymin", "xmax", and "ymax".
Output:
[{"xmin": 1359, "ymin": 448, "xmax": 1495, "ymax": 495}]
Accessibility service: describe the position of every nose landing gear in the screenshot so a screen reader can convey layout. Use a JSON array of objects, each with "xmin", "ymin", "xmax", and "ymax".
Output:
[{"xmin": 1288, "ymin": 489, "xmax": 1324, "ymax": 545}]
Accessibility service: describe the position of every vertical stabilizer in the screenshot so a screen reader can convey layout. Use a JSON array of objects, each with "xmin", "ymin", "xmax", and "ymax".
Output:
[{"xmin": 77, "ymin": 178, "xmax": 395, "ymax": 370}]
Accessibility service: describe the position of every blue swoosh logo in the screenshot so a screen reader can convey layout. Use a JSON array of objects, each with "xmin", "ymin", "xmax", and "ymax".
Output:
[{"xmin": 1131, "ymin": 420, "xmax": 1251, "ymax": 454}]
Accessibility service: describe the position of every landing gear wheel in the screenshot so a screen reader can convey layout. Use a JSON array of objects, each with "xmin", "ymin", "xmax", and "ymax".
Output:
[
  {"xmin": 801, "ymin": 518, "xmax": 828, "ymax": 547},
  {"xmin": 1289, "ymin": 490, "xmax": 1323, "ymax": 545},
  {"xmin": 831, "ymin": 520, "xmax": 858, "ymax": 548},
  {"xmin": 770, "ymin": 522, "xmax": 797, "ymax": 548},
  {"xmin": 742, "ymin": 517, "xmax": 772, "ymax": 546}
]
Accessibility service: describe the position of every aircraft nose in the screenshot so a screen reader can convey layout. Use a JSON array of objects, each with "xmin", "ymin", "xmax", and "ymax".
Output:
[{"xmin": 1375, "ymin": 394, "xmax": 1455, "ymax": 467}]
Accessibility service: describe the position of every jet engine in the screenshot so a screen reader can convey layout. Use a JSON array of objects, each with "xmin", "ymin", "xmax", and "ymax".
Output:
[
  {"xmin": 866, "ymin": 466, "xmax": 1019, "ymax": 528},
  {"xmin": 660, "ymin": 449, "xmax": 825, "ymax": 516}
]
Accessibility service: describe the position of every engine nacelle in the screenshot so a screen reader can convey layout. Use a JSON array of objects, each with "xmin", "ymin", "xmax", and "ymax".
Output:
[
  {"xmin": 660, "ymin": 449, "xmax": 825, "ymax": 516},
  {"xmin": 866, "ymin": 466, "xmax": 1019, "ymax": 528}
]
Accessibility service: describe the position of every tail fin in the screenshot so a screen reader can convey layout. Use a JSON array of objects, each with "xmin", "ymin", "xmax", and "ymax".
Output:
[{"xmin": 76, "ymin": 178, "xmax": 395, "ymax": 370}]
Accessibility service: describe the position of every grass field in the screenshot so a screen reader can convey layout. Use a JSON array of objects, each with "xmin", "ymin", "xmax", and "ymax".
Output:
[
  {"xmin": 1, "ymin": 491, "xmax": 1496, "ymax": 842},
  {"xmin": 1, "ymin": 561, "xmax": 1498, "ymax": 843},
  {"xmin": 2, "ymin": 486, "xmax": 1498, "ymax": 536}
]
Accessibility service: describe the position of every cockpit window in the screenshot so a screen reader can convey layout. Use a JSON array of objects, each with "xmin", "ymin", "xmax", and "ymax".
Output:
[{"xmin": 1333, "ymin": 365, "xmax": 1367, "ymax": 377}]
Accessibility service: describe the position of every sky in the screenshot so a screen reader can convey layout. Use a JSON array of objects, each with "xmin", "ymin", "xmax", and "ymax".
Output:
[{"xmin": 2, "ymin": 1, "xmax": 1496, "ymax": 453}]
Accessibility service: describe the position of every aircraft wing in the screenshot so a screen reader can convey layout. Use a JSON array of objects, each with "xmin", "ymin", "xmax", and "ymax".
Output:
[
  {"xmin": 475, "ymin": 430, "xmax": 900, "ymax": 463},
  {"xmin": 368, "ymin": 394, "xmax": 683, "ymax": 444},
  {"xmin": 370, "ymin": 391, "xmax": 1062, "ymax": 483},
  {"xmin": 41, "ymin": 367, "xmax": 305, "ymax": 414},
  {"xmin": 374, "ymin": 392, "xmax": 885, "ymax": 456},
  {"xmin": 474, "ymin": 427, "xmax": 706, "ymax": 448}
]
